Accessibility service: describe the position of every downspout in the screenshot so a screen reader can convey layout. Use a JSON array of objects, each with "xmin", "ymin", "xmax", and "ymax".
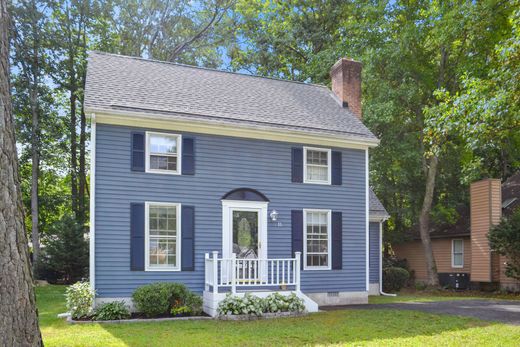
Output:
[{"xmin": 379, "ymin": 220, "xmax": 396, "ymax": 296}]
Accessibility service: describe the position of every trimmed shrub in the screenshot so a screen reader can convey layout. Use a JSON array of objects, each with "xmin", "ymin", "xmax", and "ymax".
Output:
[
  {"xmin": 94, "ymin": 301, "xmax": 131, "ymax": 321},
  {"xmin": 264, "ymin": 293, "xmax": 305, "ymax": 313},
  {"xmin": 217, "ymin": 292, "xmax": 305, "ymax": 316},
  {"xmin": 185, "ymin": 292, "xmax": 203, "ymax": 316},
  {"xmin": 66, "ymin": 281, "xmax": 95, "ymax": 319},
  {"xmin": 131, "ymin": 282, "xmax": 201, "ymax": 317},
  {"xmin": 383, "ymin": 267, "xmax": 410, "ymax": 293},
  {"xmin": 218, "ymin": 293, "xmax": 265, "ymax": 316}
]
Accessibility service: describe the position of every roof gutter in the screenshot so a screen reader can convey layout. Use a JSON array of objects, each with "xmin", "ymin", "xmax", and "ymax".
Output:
[{"xmin": 85, "ymin": 106, "xmax": 380, "ymax": 149}]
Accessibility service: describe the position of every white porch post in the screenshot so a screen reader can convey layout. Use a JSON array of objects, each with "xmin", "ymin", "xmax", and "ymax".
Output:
[
  {"xmin": 295, "ymin": 251, "xmax": 301, "ymax": 292},
  {"xmin": 212, "ymin": 251, "xmax": 219, "ymax": 298},
  {"xmin": 205, "ymin": 253, "xmax": 209, "ymax": 291},
  {"xmin": 231, "ymin": 253, "xmax": 237, "ymax": 294}
]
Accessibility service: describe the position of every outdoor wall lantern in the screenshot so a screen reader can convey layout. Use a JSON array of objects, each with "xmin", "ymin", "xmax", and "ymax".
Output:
[{"xmin": 270, "ymin": 209, "xmax": 279, "ymax": 222}]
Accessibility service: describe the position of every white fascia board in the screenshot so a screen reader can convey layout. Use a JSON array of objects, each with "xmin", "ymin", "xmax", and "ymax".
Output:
[{"xmin": 86, "ymin": 107, "xmax": 380, "ymax": 150}]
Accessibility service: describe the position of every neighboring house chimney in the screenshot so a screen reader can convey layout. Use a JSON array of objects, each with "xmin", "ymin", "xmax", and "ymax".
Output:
[
  {"xmin": 470, "ymin": 179, "xmax": 502, "ymax": 282},
  {"xmin": 330, "ymin": 58, "xmax": 362, "ymax": 119}
]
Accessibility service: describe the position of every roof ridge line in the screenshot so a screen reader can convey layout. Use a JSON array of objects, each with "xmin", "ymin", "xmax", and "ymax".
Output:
[{"xmin": 88, "ymin": 50, "xmax": 329, "ymax": 89}]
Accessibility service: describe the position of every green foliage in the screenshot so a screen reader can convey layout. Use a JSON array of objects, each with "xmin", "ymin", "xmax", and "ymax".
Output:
[
  {"xmin": 37, "ymin": 213, "xmax": 89, "ymax": 283},
  {"xmin": 93, "ymin": 301, "xmax": 131, "ymax": 321},
  {"xmin": 263, "ymin": 293, "xmax": 305, "ymax": 313},
  {"xmin": 217, "ymin": 293, "xmax": 265, "ymax": 316},
  {"xmin": 383, "ymin": 267, "xmax": 410, "ymax": 293},
  {"xmin": 415, "ymin": 281, "xmax": 428, "ymax": 291},
  {"xmin": 131, "ymin": 282, "xmax": 201, "ymax": 317},
  {"xmin": 66, "ymin": 281, "xmax": 95, "ymax": 319},
  {"xmin": 217, "ymin": 292, "xmax": 305, "ymax": 316},
  {"xmin": 171, "ymin": 305, "xmax": 192, "ymax": 317},
  {"xmin": 489, "ymin": 209, "xmax": 520, "ymax": 280},
  {"xmin": 184, "ymin": 292, "xmax": 203, "ymax": 316}
]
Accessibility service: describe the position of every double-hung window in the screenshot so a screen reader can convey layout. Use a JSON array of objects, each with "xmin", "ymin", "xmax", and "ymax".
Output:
[
  {"xmin": 304, "ymin": 147, "xmax": 331, "ymax": 184},
  {"xmin": 452, "ymin": 239, "xmax": 464, "ymax": 268},
  {"xmin": 304, "ymin": 209, "xmax": 331, "ymax": 270},
  {"xmin": 145, "ymin": 202, "xmax": 181, "ymax": 271},
  {"xmin": 146, "ymin": 132, "xmax": 181, "ymax": 174}
]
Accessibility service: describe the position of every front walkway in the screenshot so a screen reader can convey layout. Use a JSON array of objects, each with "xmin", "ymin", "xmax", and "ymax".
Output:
[{"xmin": 322, "ymin": 299, "xmax": 520, "ymax": 325}]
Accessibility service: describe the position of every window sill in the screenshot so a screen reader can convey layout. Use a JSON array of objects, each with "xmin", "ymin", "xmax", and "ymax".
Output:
[
  {"xmin": 303, "ymin": 266, "xmax": 331, "ymax": 271},
  {"xmin": 145, "ymin": 267, "xmax": 181, "ymax": 272},
  {"xmin": 303, "ymin": 180, "xmax": 331, "ymax": 185},
  {"xmin": 145, "ymin": 169, "xmax": 181, "ymax": 175}
]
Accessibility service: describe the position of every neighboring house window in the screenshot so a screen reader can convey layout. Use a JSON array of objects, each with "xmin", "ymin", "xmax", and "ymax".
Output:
[
  {"xmin": 146, "ymin": 132, "xmax": 181, "ymax": 174},
  {"xmin": 452, "ymin": 239, "xmax": 464, "ymax": 268},
  {"xmin": 304, "ymin": 147, "xmax": 331, "ymax": 184},
  {"xmin": 304, "ymin": 209, "xmax": 331, "ymax": 270},
  {"xmin": 145, "ymin": 202, "xmax": 181, "ymax": 271}
]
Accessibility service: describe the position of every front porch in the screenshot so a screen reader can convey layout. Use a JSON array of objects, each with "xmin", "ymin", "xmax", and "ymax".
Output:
[{"xmin": 202, "ymin": 251, "xmax": 319, "ymax": 316}]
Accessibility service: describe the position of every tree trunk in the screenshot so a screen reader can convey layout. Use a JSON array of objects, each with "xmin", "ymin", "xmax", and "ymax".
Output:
[
  {"xmin": 0, "ymin": 0, "xmax": 43, "ymax": 344},
  {"xmin": 30, "ymin": 87, "xmax": 40, "ymax": 270},
  {"xmin": 418, "ymin": 155, "xmax": 440, "ymax": 286}
]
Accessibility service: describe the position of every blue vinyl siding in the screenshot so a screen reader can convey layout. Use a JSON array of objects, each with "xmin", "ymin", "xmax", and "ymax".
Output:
[
  {"xmin": 369, "ymin": 222, "xmax": 380, "ymax": 284},
  {"xmin": 95, "ymin": 124, "xmax": 367, "ymax": 298}
]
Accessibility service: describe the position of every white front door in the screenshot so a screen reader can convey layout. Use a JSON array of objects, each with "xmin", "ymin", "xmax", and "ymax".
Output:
[{"xmin": 222, "ymin": 200, "xmax": 268, "ymax": 260}]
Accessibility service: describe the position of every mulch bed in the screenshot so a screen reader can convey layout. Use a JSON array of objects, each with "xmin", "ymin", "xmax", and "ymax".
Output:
[{"xmin": 68, "ymin": 312, "xmax": 211, "ymax": 324}]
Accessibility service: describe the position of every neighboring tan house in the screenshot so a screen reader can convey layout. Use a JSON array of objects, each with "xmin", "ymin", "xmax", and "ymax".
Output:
[
  {"xmin": 85, "ymin": 52, "xmax": 389, "ymax": 316},
  {"xmin": 393, "ymin": 173, "xmax": 520, "ymax": 291}
]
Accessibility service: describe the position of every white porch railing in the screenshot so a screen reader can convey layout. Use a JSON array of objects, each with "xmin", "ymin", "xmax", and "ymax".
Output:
[{"xmin": 205, "ymin": 251, "xmax": 301, "ymax": 294}]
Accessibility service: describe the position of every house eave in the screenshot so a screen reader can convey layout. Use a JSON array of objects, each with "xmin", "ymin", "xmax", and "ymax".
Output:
[
  {"xmin": 86, "ymin": 106, "xmax": 380, "ymax": 150},
  {"xmin": 369, "ymin": 212, "xmax": 390, "ymax": 223}
]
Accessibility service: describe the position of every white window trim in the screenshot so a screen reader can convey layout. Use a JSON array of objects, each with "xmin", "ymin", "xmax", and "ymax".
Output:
[
  {"xmin": 145, "ymin": 202, "xmax": 181, "ymax": 271},
  {"xmin": 303, "ymin": 209, "xmax": 332, "ymax": 270},
  {"xmin": 145, "ymin": 131, "xmax": 182, "ymax": 175},
  {"xmin": 451, "ymin": 239, "xmax": 464, "ymax": 268},
  {"xmin": 303, "ymin": 146, "xmax": 331, "ymax": 185}
]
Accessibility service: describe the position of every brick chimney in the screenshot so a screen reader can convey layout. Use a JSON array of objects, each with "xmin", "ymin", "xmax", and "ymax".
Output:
[
  {"xmin": 470, "ymin": 179, "xmax": 502, "ymax": 282},
  {"xmin": 330, "ymin": 58, "xmax": 362, "ymax": 119}
]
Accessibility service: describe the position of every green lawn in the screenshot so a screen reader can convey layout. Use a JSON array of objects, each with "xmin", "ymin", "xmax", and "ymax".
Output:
[
  {"xmin": 37, "ymin": 285, "xmax": 520, "ymax": 346},
  {"xmin": 369, "ymin": 290, "xmax": 520, "ymax": 304}
]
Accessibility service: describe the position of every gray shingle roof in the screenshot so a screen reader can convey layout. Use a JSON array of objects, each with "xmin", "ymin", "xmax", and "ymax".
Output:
[
  {"xmin": 85, "ymin": 52, "xmax": 378, "ymax": 143},
  {"xmin": 369, "ymin": 189, "xmax": 389, "ymax": 219}
]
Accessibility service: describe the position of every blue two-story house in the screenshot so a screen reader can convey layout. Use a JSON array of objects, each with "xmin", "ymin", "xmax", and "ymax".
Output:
[{"xmin": 85, "ymin": 52, "xmax": 389, "ymax": 316}]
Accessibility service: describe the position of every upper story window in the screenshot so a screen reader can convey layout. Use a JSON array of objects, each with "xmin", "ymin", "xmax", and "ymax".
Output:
[
  {"xmin": 452, "ymin": 239, "xmax": 464, "ymax": 268},
  {"xmin": 146, "ymin": 132, "xmax": 182, "ymax": 174},
  {"xmin": 304, "ymin": 147, "xmax": 331, "ymax": 185},
  {"xmin": 145, "ymin": 202, "xmax": 181, "ymax": 271},
  {"xmin": 304, "ymin": 209, "xmax": 331, "ymax": 270}
]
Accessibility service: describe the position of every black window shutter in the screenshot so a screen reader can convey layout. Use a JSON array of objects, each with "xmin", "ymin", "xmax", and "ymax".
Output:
[
  {"xmin": 291, "ymin": 148, "xmax": 303, "ymax": 183},
  {"xmin": 181, "ymin": 205, "xmax": 195, "ymax": 271},
  {"xmin": 130, "ymin": 203, "xmax": 145, "ymax": 271},
  {"xmin": 291, "ymin": 210, "xmax": 304, "ymax": 269},
  {"xmin": 331, "ymin": 151, "xmax": 342, "ymax": 185},
  {"xmin": 182, "ymin": 137, "xmax": 195, "ymax": 175},
  {"xmin": 131, "ymin": 132, "xmax": 145, "ymax": 172},
  {"xmin": 331, "ymin": 211, "xmax": 342, "ymax": 270}
]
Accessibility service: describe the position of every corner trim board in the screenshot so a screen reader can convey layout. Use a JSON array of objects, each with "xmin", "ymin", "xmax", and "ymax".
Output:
[
  {"xmin": 89, "ymin": 114, "xmax": 96, "ymax": 296},
  {"xmin": 365, "ymin": 149, "xmax": 369, "ymax": 291}
]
